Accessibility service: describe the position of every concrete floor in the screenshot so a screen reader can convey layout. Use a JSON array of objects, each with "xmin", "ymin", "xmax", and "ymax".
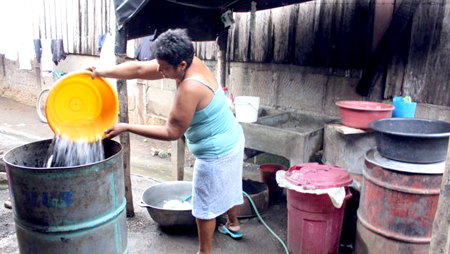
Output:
[{"xmin": 0, "ymin": 97, "xmax": 291, "ymax": 254}]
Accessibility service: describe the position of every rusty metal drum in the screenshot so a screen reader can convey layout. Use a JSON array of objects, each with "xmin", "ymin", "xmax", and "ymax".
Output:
[
  {"xmin": 355, "ymin": 148, "xmax": 444, "ymax": 254},
  {"xmin": 3, "ymin": 139, "xmax": 128, "ymax": 254}
]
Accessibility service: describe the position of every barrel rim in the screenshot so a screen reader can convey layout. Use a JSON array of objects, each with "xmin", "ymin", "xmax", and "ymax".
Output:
[
  {"xmin": 370, "ymin": 118, "xmax": 450, "ymax": 138},
  {"xmin": 3, "ymin": 138, "xmax": 123, "ymax": 170},
  {"xmin": 365, "ymin": 148, "xmax": 445, "ymax": 174}
]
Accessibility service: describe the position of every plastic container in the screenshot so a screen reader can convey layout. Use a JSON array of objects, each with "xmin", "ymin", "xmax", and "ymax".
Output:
[
  {"xmin": 235, "ymin": 96, "xmax": 260, "ymax": 123},
  {"xmin": 285, "ymin": 163, "xmax": 352, "ymax": 254},
  {"xmin": 370, "ymin": 118, "xmax": 450, "ymax": 163},
  {"xmin": 336, "ymin": 100, "xmax": 394, "ymax": 129},
  {"xmin": 45, "ymin": 71, "xmax": 119, "ymax": 142},
  {"xmin": 259, "ymin": 164, "xmax": 287, "ymax": 202},
  {"xmin": 223, "ymin": 86, "xmax": 234, "ymax": 110},
  {"xmin": 392, "ymin": 96, "xmax": 417, "ymax": 118}
]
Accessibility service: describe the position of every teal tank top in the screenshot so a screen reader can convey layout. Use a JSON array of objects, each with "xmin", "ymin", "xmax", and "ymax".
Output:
[{"xmin": 184, "ymin": 78, "xmax": 243, "ymax": 159}]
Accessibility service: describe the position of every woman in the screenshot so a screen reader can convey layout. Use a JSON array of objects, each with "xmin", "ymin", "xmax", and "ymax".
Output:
[{"xmin": 88, "ymin": 29, "xmax": 244, "ymax": 254}]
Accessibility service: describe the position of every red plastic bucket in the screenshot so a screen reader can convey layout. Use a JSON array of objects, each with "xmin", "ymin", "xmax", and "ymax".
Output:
[
  {"xmin": 285, "ymin": 163, "xmax": 352, "ymax": 254},
  {"xmin": 287, "ymin": 188, "xmax": 352, "ymax": 254},
  {"xmin": 259, "ymin": 164, "xmax": 287, "ymax": 201}
]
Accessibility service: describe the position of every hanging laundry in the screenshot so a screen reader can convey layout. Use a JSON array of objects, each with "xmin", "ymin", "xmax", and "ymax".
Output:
[
  {"xmin": 98, "ymin": 34, "xmax": 107, "ymax": 53},
  {"xmin": 51, "ymin": 39, "xmax": 66, "ymax": 65},
  {"xmin": 40, "ymin": 39, "xmax": 54, "ymax": 71},
  {"xmin": 100, "ymin": 34, "xmax": 115, "ymax": 67},
  {"xmin": 33, "ymin": 39, "xmax": 42, "ymax": 63},
  {"xmin": 18, "ymin": 39, "xmax": 35, "ymax": 70},
  {"xmin": 3, "ymin": 39, "xmax": 18, "ymax": 61},
  {"xmin": 135, "ymin": 34, "xmax": 155, "ymax": 61}
]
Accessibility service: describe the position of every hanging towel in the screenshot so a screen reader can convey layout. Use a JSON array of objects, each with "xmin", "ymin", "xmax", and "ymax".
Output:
[
  {"xmin": 100, "ymin": 34, "xmax": 115, "ymax": 67},
  {"xmin": 51, "ymin": 39, "xmax": 66, "ymax": 65},
  {"xmin": 33, "ymin": 39, "xmax": 41, "ymax": 63},
  {"xmin": 40, "ymin": 39, "xmax": 54, "ymax": 71},
  {"xmin": 3, "ymin": 39, "xmax": 18, "ymax": 61},
  {"xmin": 18, "ymin": 39, "xmax": 35, "ymax": 70}
]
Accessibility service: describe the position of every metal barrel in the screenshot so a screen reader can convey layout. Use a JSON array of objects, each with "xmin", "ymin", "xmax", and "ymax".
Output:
[
  {"xmin": 3, "ymin": 139, "xmax": 128, "ymax": 254},
  {"xmin": 355, "ymin": 153, "xmax": 442, "ymax": 254}
]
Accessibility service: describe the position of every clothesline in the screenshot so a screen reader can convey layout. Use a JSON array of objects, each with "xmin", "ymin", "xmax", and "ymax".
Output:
[{"xmin": 1, "ymin": 33, "xmax": 146, "ymax": 73}]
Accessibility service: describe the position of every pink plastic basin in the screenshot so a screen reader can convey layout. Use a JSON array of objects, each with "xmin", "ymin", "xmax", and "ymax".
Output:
[{"xmin": 336, "ymin": 101, "xmax": 394, "ymax": 129}]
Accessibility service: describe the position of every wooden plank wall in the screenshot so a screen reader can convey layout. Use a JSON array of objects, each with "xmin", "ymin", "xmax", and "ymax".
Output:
[
  {"xmin": 194, "ymin": 0, "xmax": 375, "ymax": 69},
  {"xmin": 194, "ymin": 0, "xmax": 450, "ymax": 106},
  {"xmin": 37, "ymin": 0, "xmax": 111, "ymax": 55},
  {"xmin": 33, "ymin": 0, "xmax": 449, "ymax": 106},
  {"xmin": 385, "ymin": 0, "xmax": 449, "ymax": 106}
]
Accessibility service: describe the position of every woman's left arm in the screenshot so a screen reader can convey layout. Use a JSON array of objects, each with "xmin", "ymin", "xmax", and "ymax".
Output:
[{"xmin": 104, "ymin": 82, "xmax": 199, "ymax": 141}]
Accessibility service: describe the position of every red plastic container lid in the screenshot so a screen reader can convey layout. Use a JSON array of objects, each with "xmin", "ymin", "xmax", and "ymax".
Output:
[{"xmin": 285, "ymin": 163, "xmax": 352, "ymax": 190}]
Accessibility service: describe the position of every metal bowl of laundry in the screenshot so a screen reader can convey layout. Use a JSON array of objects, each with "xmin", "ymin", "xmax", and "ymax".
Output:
[
  {"xmin": 370, "ymin": 118, "xmax": 450, "ymax": 163},
  {"xmin": 139, "ymin": 181, "xmax": 195, "ymax": 227}
]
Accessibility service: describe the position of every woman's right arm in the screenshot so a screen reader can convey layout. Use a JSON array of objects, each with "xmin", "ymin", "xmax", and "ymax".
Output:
[{"xmin": 88, "ymin": 59, "xmax": 164, "ymax": 80}]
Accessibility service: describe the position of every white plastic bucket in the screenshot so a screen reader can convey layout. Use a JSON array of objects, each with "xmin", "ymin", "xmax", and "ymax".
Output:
[{"xmin": 235, "ymin": 96, "xmax": 260, "ymax": 123}]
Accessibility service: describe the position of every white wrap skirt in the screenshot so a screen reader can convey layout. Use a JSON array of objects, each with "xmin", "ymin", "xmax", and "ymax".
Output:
[{"xmin": 191, "ymin": 135, "xmax": 245, "ymax": 219}]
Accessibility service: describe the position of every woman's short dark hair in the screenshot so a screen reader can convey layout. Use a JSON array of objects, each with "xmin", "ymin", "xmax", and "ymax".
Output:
[{"xmin": 151, "ymin": 29, "xmax": 194, "ymax": 68}]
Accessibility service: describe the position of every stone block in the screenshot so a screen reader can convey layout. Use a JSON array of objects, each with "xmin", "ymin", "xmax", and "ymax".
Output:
[
  {"xmin": 324, "ymin": 77, "xmax": 363, "ymax": 116},
  {"xmin": 127, "ymin": 87, "xmax": 137, "ymax": 111},
  {"xmin": 415, "ymin": 103, "xmax": 450, "ymax": 122},
  {"xmin": 229, "ymin": 62, "xmax": 278, "ymax": 107},
  {"xmin": 322, "ymin": 124, "xmax": 376, "ymax": 179},
  {"xmin": 145, "ymin": 87, "xmax": 175, "ymax": 117},
  {"xmin": 145, "ymin": 115, "xmax": 168, "ymax": 126},
  {"xmin": 276, "ymin": 72, "xmax": 326, "ymax": 114}
]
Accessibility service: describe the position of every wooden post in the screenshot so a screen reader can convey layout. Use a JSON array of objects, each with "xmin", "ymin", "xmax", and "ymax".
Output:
[
  {"xmin": 1, "ymin": 54, "xmax": 5, "ymax": 77},
  {"xmin": 171, "ymin": 137, "xmax": 185, "ymax": 180},
  {"xmin": 115, "ymin": 26, "xmax": 134, "ymax": 217},
  {"xmin": 356, "ymin": 0, "xmax": 422, "ymax": 97},
  {"xmin": 217, "ymin": 27, "xmax": 228, "ymax": 87},
  {"xmin": 34, "ymin": 58, "xmax": 42, "ymax": 94},
  {"xmin": 429, "ymin": 137, "xmax": 450, "ymax": 254}
]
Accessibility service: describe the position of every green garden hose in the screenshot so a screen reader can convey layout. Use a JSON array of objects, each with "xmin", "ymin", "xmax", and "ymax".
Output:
[{"xmin": 243, "ymin": 191, "xmax": 289, "ymax": 254}]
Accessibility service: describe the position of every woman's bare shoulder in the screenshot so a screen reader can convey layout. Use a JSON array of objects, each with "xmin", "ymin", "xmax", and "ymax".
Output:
[{"xmin": 188, "ymin": 59, "xmax": 218, "ymax": 87}]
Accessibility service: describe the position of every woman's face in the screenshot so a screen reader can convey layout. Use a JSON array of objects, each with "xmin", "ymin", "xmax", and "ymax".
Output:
[{"xmin": 156, "ymin": 59, "xmax": 184, "ymax": 80}]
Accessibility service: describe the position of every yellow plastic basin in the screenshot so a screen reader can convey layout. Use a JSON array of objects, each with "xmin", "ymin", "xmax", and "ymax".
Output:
[{"xmin": 45, "ymin": 71, "xmax": 119, "ymax": 142}]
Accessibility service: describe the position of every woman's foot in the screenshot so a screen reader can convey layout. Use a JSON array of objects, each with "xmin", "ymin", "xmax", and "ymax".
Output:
[
  {"xmin": 218, "ymin": 223, "xmax": 243, "ymax": 239},
  {"xmin": 223, "ymin": 222, "xmax": 240, "ymax": 233}
]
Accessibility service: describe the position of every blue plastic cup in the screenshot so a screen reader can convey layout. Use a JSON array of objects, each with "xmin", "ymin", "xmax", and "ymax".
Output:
[{"xmin": 392, "ymin": 96, "xmax": 417, "ymax": 118}]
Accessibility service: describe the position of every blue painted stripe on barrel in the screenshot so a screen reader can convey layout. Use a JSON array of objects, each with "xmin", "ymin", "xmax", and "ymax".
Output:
[
  {"xmin": 14, "ymin": 208, "xmax": 129, "ymax": 254},
  {"xmin": 14, "ymin": 209, "xmax": 126, "ymax": 240},
  {"xmin": 14, "ymin": 201, "xmax": 126, "ymax": 233}
]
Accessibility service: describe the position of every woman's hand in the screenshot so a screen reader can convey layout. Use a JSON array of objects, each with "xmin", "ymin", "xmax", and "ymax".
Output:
[
  {"xmin": 104, "ymin": 123, "xmax": 128, "ymax": 140},
  {"xmin": 86, "ymin": 66, "xmax": 106, "ymax": 79}
]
